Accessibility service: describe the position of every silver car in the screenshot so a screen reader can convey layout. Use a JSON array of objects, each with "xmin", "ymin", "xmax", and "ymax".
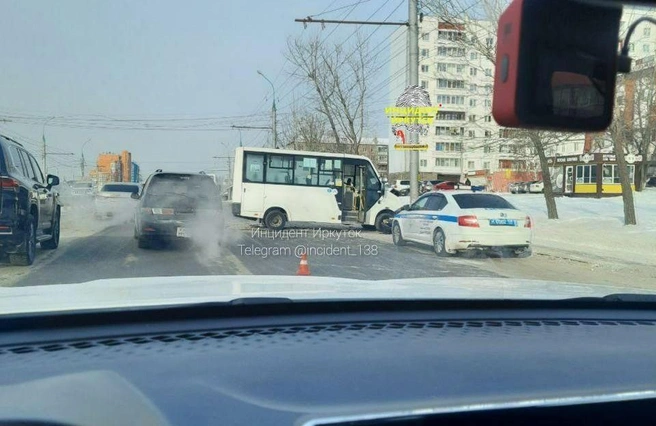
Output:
[
  {"xmin": 94, "ymin": 183, "xmax": 141, "ymax": 220},
  {"xmin": 69, "ymin": 181, "xmax": 95, "ymax": 197}
]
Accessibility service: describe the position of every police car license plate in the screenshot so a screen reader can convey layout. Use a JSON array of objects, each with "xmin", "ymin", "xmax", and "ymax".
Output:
[
  {"xmin": 176, "ymin": 227, "xmax": 188, "ymax": 238},
  {"xmin": 489, "ymin": 219, "xmax": 516, "ymax": 226}
]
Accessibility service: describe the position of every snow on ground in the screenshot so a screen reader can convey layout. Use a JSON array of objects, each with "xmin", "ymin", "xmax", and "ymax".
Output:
[{"xmin": 505, "ymin": 190, "xmax": 656, "ymax": 267}]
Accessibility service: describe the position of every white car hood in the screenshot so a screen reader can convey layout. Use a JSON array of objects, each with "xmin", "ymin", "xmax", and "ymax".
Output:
[{"xmin": 0, "ymin": 276, "xmax": 647, "ymax": 316}]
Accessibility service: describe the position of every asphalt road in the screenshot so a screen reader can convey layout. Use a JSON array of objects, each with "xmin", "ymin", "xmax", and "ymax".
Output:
[{"xmin": 4, "ymin": 216, "xmax": 498, "ymax": 286}]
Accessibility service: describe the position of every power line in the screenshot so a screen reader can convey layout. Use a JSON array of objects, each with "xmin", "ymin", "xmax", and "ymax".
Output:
[
  {"xmin": 0, "ymin": 111, "xmax": 270, "ymax": 122},
  {"xmin": 246, "ymin": 0, "xmax": 349, "ymax": 117},
  {"xmin": 278, "ymin": 0, "xmax": 404, "ymax": 112},
  {"xmin": 0, "ymin": 116, "xmax": 279, "ymax": 132},
  {"xmin": 309, "ymin": 0, "xmax": 374, "ymax": 18},
  {"xmin": 281, "ymin": 0, "xmax": 398, "ymax": 110},
  {"xmin": 295, "ymin": 18, "xmax": 407, "ymax": 26},
  {"xmin": 0, "ymin": 126, "xmax": 73, "ymax": 155},
  {"xmin": 256, "ymin": 0, "xmax": 375, "ymax": 117},
  {"xmin": 0, "ymin": 112, "xmax": 279, "ymax": 130}
]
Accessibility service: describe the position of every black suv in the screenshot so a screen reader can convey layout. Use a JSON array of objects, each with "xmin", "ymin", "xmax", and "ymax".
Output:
[
  {"xmin": 0, "ymin": 135, "xmax": 61, "ymax": 265},
  {"xmin": 133, "ymin": 170, "xmax": 223, "ymax": 249}
]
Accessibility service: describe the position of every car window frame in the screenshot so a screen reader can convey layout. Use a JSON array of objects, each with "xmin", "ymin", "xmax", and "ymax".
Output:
[
  {"xmin": 7, "ymin": 145, "xmax": 30, "ymax": 178},
  {"xmin": 30, "ymin": 154, "xmax": 46, "ymax": 184},
  {"xmin": 18, "ymin": 150, "xmax": 42, "ymax": 184},
  {"xmin": 410, "ymin": 196, "xmax": 430, "ymax": 211},
  {"xmin": 426, "ymin": 194, "xmax": 447, "ymax": 211}
]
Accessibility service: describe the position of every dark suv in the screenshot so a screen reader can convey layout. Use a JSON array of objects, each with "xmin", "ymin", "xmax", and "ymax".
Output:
[
  {"xmin": 0, "ymin": 135, "xmax": 61, "ymax": 265},
  {"xmin": 133, "ymin": 170, "xmax": 223, "ymax": 249}
]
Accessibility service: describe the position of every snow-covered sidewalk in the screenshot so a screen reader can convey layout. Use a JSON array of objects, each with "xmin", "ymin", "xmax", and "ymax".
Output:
[{"xmin": 506, "ymin": 191, "xmax": 656, "ymax": 267}]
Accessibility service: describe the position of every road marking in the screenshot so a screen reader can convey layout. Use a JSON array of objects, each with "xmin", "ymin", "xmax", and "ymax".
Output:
[
  {"xmin": 223, "ymin": 249, "xmax": 252, "ymax": 275},
  {"xmin": 0, "ymin": 266, "xmax": 31, "ymax": 287},
  {"xmin": 124, "ymin": 254, "xmax": 139, "ymax": 266}
]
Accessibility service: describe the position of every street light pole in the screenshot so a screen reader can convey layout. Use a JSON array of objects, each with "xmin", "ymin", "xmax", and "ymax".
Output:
[
  {"xmin": 257, "ymin": 70, "xmax": 277, "ymax": 149},
  {"xmin": 81, "ymin": 138, "xmax": 92, "ymax": 179},
  {"xmin": 42, "ymin": 117, "xmax": 56, "ymax": 174}
]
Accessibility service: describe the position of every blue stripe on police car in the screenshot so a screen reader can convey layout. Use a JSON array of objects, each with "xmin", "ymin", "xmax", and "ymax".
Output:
[{"xmin": 394, "ymin": 213, "xmax": 458, "ymax": 223}]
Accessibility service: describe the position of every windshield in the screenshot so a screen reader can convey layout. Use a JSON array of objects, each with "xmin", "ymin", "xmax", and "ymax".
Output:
[
  {"xmin": 72, "ymin": 183, "xmax": 93, "ymax": 189},
  {"xmin": 453, "ymin": 194, "xmax": 517, "ymax": 209},
  {"xmin": 143, "ymin": 174, "xmax": 219, "ymax": 208},
  {"xmin": 1, "ymin": 1, "xmax": 655, "ymax": 312},
  {"xmin": 101, "ymin": 184, "xmax": 139, "ymax": 193}
]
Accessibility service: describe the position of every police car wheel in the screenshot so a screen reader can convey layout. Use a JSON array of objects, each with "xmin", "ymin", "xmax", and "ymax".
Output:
[
  {"xmin": 392, "ymin": 222, "xmax": 406, "ymax": 246},
  {"xmin": 433, "ymin": 229, "xmax": 451, "ymax": 257}
]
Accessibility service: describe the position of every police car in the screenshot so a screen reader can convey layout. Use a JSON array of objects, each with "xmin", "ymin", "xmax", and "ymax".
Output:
[{"xmin": 392, "ymin": 191, "xmax": 532, "ymax": 257}]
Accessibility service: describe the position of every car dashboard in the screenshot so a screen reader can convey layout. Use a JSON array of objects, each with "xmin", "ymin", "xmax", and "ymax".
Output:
[{"xmin": 0, "ymin": 299, "xmax": 655, "ymax": 425}]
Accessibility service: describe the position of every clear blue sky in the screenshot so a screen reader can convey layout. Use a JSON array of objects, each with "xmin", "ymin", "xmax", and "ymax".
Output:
[{"xmin": 0, "ymin": 0, "xmax": 407, "ymax": 180}]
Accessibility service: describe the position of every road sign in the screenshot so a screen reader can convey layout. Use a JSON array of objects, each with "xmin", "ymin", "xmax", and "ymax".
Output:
[
  {"xmin": 386, "ymin": 86, "xmax": 441, "ymax": 136},
  {"xmin": 394, "ymin": 143, "xmax": 429, "ymax": 151},
  {"xmin": 385, "ymin": 107, "xmax": 440, "ymax": 125}
]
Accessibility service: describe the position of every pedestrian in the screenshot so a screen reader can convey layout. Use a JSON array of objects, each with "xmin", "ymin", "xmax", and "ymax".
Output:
[{"xmin": 465, "ymin": 178, "xmax": 471, "ymax": 186}]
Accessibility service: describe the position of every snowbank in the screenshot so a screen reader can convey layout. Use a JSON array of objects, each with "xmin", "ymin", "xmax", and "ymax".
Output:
[{"xmin": 505, "ymin": 190, "xmax": 656, "ymax": 266}]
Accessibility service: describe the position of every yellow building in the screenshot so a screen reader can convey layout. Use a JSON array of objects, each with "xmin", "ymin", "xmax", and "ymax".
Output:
[{"xmin": 547, "ymin": 153, "xmax": 642, "ymax": 197}]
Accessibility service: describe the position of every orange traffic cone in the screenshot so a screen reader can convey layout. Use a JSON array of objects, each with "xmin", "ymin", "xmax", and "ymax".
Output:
[{"xmin": 296, "ymin": 253, "xmax": 311, "ymax": 276}]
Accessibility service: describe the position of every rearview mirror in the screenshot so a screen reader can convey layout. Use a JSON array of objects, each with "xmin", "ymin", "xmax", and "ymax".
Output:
[
  {"xmin": 492, "ymin": 0, "xmax": 621, "ymax": 132},
  {"xmin": 131, "ymin": 192, "xmax": 140, "ymax": 200},
  {"xmin": 46, "ymin": 174, "xmax": 60, "ymax": 187}
]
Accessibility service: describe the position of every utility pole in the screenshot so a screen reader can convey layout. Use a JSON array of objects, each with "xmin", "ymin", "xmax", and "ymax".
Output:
[
  {"xmin": 234, "ymin": 127, "xmax": 243, "ymax": 147},
  {"xmin": 257, "ymin": 71, "xmax": 277, "ymax": 149},
  {"xmin": 408, "ymin": 0, "xmax": 419, "ymax": 200},
  {"xmin": 213, "ymin": 156, "xmax": 233, "ymax": 179},
  {"xmin": 42, "ymin": 136, "xmax": 46, "ymax": 174}
]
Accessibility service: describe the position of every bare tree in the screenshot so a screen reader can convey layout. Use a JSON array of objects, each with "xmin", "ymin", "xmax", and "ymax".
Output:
[
  {"xmin": 496, "ymin": 129, "xmax": 578, "ymax": 219},
  {"xmin": 604, "ymin": 109, "xmax": 638, "ymax": 225},
  {"xmin": 622, "ymin": 66, "xmax": 656, "ymax": 190},
  {"xmin": 285, "ymin": 33, "xmax": 374, "ymax": 154},
  {"xmin": 588, "ymin": 67, "xmax": 656, "ymax": 225},
  {"xmin": 279, "ymin": 104, "xmax": 328, "ymax": 151}
]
